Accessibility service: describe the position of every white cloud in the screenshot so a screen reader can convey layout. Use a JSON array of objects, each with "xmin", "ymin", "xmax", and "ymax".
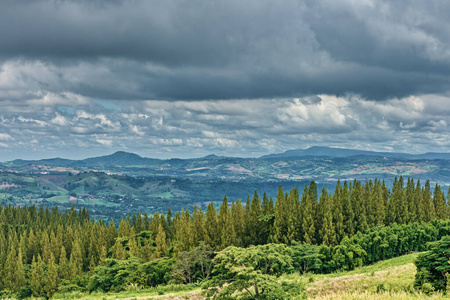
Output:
[
  {"xmin": 51, "ymin": 114, "xmax": 69, "ymax": 126},
  {"xmin": 96, "ymin": 139, "xmax": 113, "ymax": 147},
  {"xmin": 1, "ymin": 93, "xmax": 450, "ymax": 159},
  {"xmin": 0, "ymin": 133, "xmax": 12, "ymax": 141}
]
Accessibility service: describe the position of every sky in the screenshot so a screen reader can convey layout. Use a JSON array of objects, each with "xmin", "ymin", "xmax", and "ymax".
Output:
[{"xmin": 1, "ymin": 0, "xmax": 450, "ymax": 161}]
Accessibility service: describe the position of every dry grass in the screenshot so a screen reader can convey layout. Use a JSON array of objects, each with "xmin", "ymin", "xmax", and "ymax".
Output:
[
  {"xmin": 311, "ymin": 290, "xmax": 447, "ymax": 300},
  {"xmin": 307, "ymin": 263, "xmax": 416, "ymax": 297}
]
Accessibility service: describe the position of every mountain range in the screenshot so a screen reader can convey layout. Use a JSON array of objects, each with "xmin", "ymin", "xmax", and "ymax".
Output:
[
  {"xmin": 1, "ymin": 146, "xmax": 450, "ymax": 220},
  {"xmin": 4, "ymin": 146, "xmax": 450, "ymax": 168}
]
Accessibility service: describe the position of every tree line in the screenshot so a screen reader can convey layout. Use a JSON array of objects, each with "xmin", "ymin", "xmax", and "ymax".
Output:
[{"xmin": 0, "ymin": 176, "xmax": 449, "ymax": 298}]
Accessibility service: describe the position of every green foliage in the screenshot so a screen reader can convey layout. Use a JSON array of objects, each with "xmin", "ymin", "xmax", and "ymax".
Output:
[
  {"xmin": 203, "ymin": 244, "xmax": 303, "ymax": 299},
  {"xmin": 414, "ymin": 235, "xmax": 450, "ymax": 292},
  {"xmin": 290, "ymin": 242, "xmax": 324, "ymax": 274},
  {"xmin": 171, "ymin": 243, "xmax": 215, "ymax": 284},
  {"xmin": 87, "ymin": 256, "xmax": 175, "ymax": 293},
  {"xmin": 1, "ymin": 177, "xmax": 450, "ymax": 297}
]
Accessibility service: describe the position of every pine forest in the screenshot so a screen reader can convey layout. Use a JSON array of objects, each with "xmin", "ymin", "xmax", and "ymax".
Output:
[{"xmin": 1, "ymin": 176, "xmax": 450, "ymax": 299}]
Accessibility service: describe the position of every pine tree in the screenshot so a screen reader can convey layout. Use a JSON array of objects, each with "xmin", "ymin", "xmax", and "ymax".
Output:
[
  {"xmin": 332, "ymin": 181, "xmax": 345, "ymax": 243},
  {"xmin": 175, "ymin": 209, "xmax": 194, "ymax": 252},
  {"xmin": 59, "ymin": 245, "xmax": 70, "ymax": 280},
  {"xmin": 141, "ymin": 240, "xmax": 153, "ymax": 262},
  {"xmin": 260, "ymin": 192, "xmax": 274, "ymax": 244},
  {"xmin": 44, "ymin": 253, "xmax": 60, "ymax": 299},
  {"xmin": 42, "ymin": 231, "xmax": 52, "ymax": 264},
  {"xmin": 127, "ymin": 228, "xmax": 138, "ymax": 258},
  {"xmin": 415, "ymin": 180, "xmax": 425, "ymax": 222},
  {"xmin": 112, "ymin": 238, "xmax": 127, "ymax": 260},
  {"xmin": 271, "ymin": 186, "xmax": 289, "ymax": 243},
  {"xmin": 154, "ymin": 224, "xmax": 168, "ymax": 258},
  {"xmin": 371, "ymin": 179, "xmax": 385, "ymax": 226},
  {"xmin": 232, "ymin": 199, "xmax": 245, "ymax": 247},
  {"xmin": 2, "ymin": 241, "xmax": 25, "ymax": 291},
  {"xmin": 192, "ymin": 205, "xmax": 206, "ymax": 245},
  {"xmin": 16, "ymin": 248, "xmax": 26, "ymax": 290},
  {"xmin": 406, "ymin": 178, "xmax": 417, "ymax": 223},
  {"xmin": 433, "ymin": 184, "xmax": 447, "ymax": 219},
  {"xmin": 319, "ymin": 187, "xmax": 336, "ymax": 246},
  {"xmin": 30, "ymin": 255, "xmax": 44, "ymax": 297},
  {"xmin": 351, "ymin": 180, "xmax": 368, "ymax": 233},
  {"xmin": 423, "ymin": 180, "xmax": 435, "ymax": 221},
  {"xmin": 205, "ymin": 202, "xmax": 219, "ymax": 248},
  {"xmin": 2, "ymin": 238, "xmax": 15, "ymax": 291},
  {"xmin": 300, "ymin": 183, "xmax": 317, "ymax": 244},
  {"xmin": 218, "ymin": 196, "xmax": 235, "ymax": 248},
  {"xmin": 287, "ymin": 187, "xmax": 300, "ymax": 243},
  {"xmin": 342, "ymin": 181, "xmax": 355, "ymax": 236},
  {"xmin": 99, "ymin": 245, "xmax": 107, "ymax": 265},
  {"xmin": 69, "ymin": 236, "xmax": 83, "ymax": 279},
  {"xmin": 245, "ymin": 191, "xmax": 262, "ymax": 246}
]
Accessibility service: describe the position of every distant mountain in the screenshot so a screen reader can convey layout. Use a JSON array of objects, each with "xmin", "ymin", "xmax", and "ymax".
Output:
[
  {"xmin": 5, "ymin": 151, "xmax": 160, "ymax": 168},
  {"xmin": 260, "ymin": 146, "xmax": 450, "ymax": 160},
  {"xmin": 72, "ymin": 151, "xmax": 158, "ymax": 167},
  {"xmin": 4, "ymin": 157, "xmax": 76, "ymax": 167},
  {"xmin": 4, "ymin": 147, "xmax": 450, "ymax": 170}
]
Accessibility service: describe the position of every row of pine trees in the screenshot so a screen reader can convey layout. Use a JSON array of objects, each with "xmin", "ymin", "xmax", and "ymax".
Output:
[{"xmin": 0, "ymin": 176, "xmax": 449, "ymax": 296}]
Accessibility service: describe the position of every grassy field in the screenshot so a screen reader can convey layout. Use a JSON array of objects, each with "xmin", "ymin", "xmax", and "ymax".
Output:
[
  {"xmin": 51, "ymin": 284, "xmax": 202, "ymax": 300},
  {"xmin": 295, "ymin": 252, "xmax": 449, "ymax": 299}
]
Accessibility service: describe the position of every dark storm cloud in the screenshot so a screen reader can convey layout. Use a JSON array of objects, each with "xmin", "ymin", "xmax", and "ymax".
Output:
[{"xmin": 1, "ymin": 0, "xmax": 450, "ymax": 100}]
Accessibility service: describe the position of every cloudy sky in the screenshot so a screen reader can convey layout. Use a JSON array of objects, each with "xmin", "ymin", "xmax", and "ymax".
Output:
[{"xmin": 1, "ymin": 0, "xmax": 450, "ymax": 160}]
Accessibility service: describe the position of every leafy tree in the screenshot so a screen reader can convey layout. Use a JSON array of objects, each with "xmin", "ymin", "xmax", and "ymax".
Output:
[
  {"xmin": 290, "ymin": 242, "xmax": 323, "ymax": 274},
  {"xmin": 415, "ymin": 235, "xmax": 450, "ymax": 291},
  {"xmin": 203, "ymin": 244, "xmax": 303, "ymax": 300},
  {"xmin": 171, "ymin": 242, "xmax": 215, "ymax": 284}
]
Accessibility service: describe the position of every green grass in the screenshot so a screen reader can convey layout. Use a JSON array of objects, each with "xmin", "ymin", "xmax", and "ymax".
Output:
[
  {"xmin": 279, "ymin": 252, "xmax": 450, "ymax": 299},
  {"xmin": 50, "ymin": 283, "xmax": 202, "ymax": 300}
]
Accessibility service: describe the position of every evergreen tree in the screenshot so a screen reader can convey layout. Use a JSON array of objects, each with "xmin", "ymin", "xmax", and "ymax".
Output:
[
  {"xmin": 192, "ymin": 205, "xmax": 206, "ymax": 245},
  {"xmin": 423, "ymin": 180, "xmax": 435, "ymax": 221},
  {"xmin": 112, "ymin": 238, "xmax": 127, "ymax": 260},
  {"xmin": 271, "ymin": 186, "xmax": 289, "ymax": 243},
  {"xmin": 3, "ymin": 241, "xmax": 25, "ymax": 291},
  {"xmin": 175, "ymin": 209, "xmax": 194, "ymax": 253},
  {"xmin": 232, "ymin": 199, "xmax": 245, "ymax": 247},
  {"xmin": 332, "ymin": 181, "xmax": 345, "ymax": 243},
  {"xmin": 372, "ymin": 179, "xmax": 385, "ymax": 226},
  {"xmin": 319, "ymin": 187, "xmax": 336, "ymax": 246},
  {"xmin": 433, "ymin": 184, "xmax": 447, "ymax": 219},
  {"xmin": 342, "ymin": 181, "xmax": 355, "ymax": 236},
  {"xmin": 59, "ymin": 245, "xmax": 70, "ymax": 280},
  {"xmin": 30, "ymin": 255, "xmax": 44, "ymax": 297},
  {"xmin": 44, "ymin": 253, "xmax": 60, "ymax": 299},
  {"xmin": 415, "ymin": 180, "xmax": 425, "ymax": 222},
  {"xmin": 127, "ymin": 228, "xmax": 139, "ymax": 258},
  {"xmin": 301, "ymin": 185, "xmax": 316, "ymax": 244},
  {"xmin": 218, "ymin": 196, "xmax": 235, "ymax": 248},
  {"xmin": 205, "ymin": 202, "xmax": 219, "ymax": 248},
  {"xmin": 154, "ymin": 224, "xmax": 168, "ymax": 258},
  {"xmin": 351, "ymin": 180, "xmax": 368, "ymax": 233},
  {"xmin": 406, "ymin": 178, "xmax": 417, "ymax": 223},
  {"xmin": 245, "ymin": 191, "xmax": 262, "ymax": 246},
  {"xmin": 260, "ymin": 192, "xmax": 275, "ymax": 244},
  {"xmin": 69, "ymin": 235, "xmax": 83, "ymax": 278},
  {"xmin": 286, "ymin": 187, "xmax": 300, "ymax": 243}
]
